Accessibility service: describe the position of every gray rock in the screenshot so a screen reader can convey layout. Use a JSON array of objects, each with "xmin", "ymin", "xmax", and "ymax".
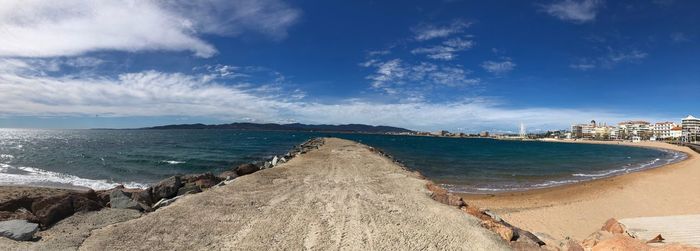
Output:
[
  {"xmin": 152, "ymin": 176, "xmax": 182, "ymax": 201},
  {"xmin": 483, "ymin": 210, "xmax": 502, "ymax": 222},
  {"xmin": 177, "ymin": 183, "xmax": 202, "ymax": 196},
  {"xmin": 109, "ymin": 190, "xmax": 142, "ymax": 210},
  {"xmin": 152, "ymin": 195, "xmax": 184, "ymax": 210},
  {"xmin": 263, "ymin": 161, "xmax": 272, "ymax": 169},
  {"xmin": 0, "ymin": 219, "xmax": 39, "ymax": 241},
  {"xmin": 271, "ymin": 156, "xmax": 279, "ymax": 166},
  {"xmin": 234, "ymin": 163, "xmax": 259, "ymax": 176}
]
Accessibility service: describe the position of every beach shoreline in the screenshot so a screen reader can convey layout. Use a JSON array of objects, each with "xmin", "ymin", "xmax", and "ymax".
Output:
[
  {"xmin": 460, "ymin": 139, "xmax": 700, "ymax": 241},
  {"xmin": 453, "ymin": 139, "xmax": 689, "ymax": 195}
]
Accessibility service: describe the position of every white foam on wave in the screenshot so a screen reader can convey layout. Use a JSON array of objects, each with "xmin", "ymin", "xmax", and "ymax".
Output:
[
  {"xmin": 0, "ymin": 154, "xmax": 14, "ymax": 160},
  {"xmin": 572, "ymin": 149, "xmax": 687, "ymax": 178},
  {"xmin": 0, "ymin": 163, "xmax": 148, "ymax": 190},
  {"xmin": 161, "ymin": 160, "xmax": 185, "ymax": 165}
]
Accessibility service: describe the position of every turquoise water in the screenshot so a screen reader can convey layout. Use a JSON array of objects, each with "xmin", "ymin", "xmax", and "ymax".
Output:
[{"xmin": 0, "ymin": 129, "xmax": 685, "ymax": 192}]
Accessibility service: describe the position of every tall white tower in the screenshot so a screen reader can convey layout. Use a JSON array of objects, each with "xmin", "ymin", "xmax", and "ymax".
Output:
[{"xmin": 519, "ymin": 122, "xmax": 526, "ymax": 139}]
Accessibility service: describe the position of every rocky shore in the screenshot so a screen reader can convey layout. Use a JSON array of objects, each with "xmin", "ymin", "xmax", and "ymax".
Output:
[
  {"xmin": 0, "ymin": 138, "xmax": 324, "ymax": 242},
  {"xmin": 2, "ymin": 137, "xmax": 695, "ymax": 250},
  {"xmin": 0, "ymin": 137, "xmax": 509, "ymax": 250}
]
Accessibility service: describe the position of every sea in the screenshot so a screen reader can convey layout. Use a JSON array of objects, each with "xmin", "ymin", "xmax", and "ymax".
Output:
[{"xmin": 0, "ymin": 129, "xmax": 686, "ymax": 193}]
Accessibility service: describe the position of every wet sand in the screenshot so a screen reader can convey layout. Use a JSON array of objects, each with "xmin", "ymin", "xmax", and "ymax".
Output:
[{"xmin": 461, "ymin": 140, "xmax": 700, "ymax": 241}]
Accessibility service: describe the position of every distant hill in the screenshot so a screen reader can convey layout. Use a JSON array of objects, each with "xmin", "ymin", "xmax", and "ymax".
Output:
[{"xmin": 142, "ymin": 122, "xmax": 413, "ymax": 134}]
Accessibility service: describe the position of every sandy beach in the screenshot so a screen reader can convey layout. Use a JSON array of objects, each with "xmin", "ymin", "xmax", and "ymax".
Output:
[
  {"xmin": 0, "ymin": 138, "xmax": 509, "ymax": 250},
  {"xmin": 462, "ymin": 140, "xmax": 700, "ymax": 241}
]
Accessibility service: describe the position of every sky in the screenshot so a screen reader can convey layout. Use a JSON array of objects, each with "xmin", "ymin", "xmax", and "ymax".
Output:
[{"xmin": 0, "ymin": 0, "xmax": 698, "ymax": 132}]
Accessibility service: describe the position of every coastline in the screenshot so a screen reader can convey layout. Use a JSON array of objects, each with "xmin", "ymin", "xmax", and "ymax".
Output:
[
  {"xmin": 0, "ymin": 138, "xmax": 511, "ymax": 249},
  {"xmin": 460, "ymin": 140, "xmax": 700, "ymax": 241},
  {"xmin": 2, "ymin": 137, "xmax": 696, "ymax": 249}
]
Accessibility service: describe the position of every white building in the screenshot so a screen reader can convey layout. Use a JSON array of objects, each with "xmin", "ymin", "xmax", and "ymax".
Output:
[
  {"xmin": 570, "ymin": 120, "xmax": 617, "ymax": 139},
  {"xmin": 682, "ymin": 115, "xmax": 700, "ymax": 142},
  {"xmin": 653, "ymin": 122, "xmax": 678, "ymax": 140},
  {"xmin": 670, "ymin": 126, "xmax": 683, "ymax": 139},
  {"xmin": 618, "ymin": 121, "xmax": 652, "ymax": 140}
]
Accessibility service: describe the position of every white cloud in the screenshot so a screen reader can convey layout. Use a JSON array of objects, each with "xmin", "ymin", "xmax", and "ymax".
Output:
[
  {"xmin": 569, "ymin": 63, "xmax": 596, "ymax": 70},
  {"xmin": 607, "ymin": 50, "xmax": 647, "ymax": 63},
  {"xmin": 0, "ymin": 59, "xmax": 667, "ymax": 131},
  {"xmin": 411, "ymin": 37, "xmax": 474, "ymax": 60},
  {"xmin": 481, "ymin": 59, "xmax": 516, "ymax": 75},
  {"xmin": 363, "ymin": 59, "xmax": 479, "ymax": 97},
  {"xmin": 541, "ymin": 0, "xmax": 603, "ymax": 24},
  {"xmin": 412, "ymin": 20, "xmax": 472, "ymax": 41},
  {"xmin": 0, "ymin": 0, "xmax": 299, "ymax": 58},
  {"xmin": 670, "ymin": 32, "xmax": 690, "ymax": 43},
  {"xmin": 570, "ymin": 48, "xmax": 647, "ymax": 70}
]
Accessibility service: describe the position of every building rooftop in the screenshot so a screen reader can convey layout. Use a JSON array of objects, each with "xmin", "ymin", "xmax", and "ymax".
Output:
[{"xmin": 684, "ymin": 115, "xmax": 698, "ymax": 120}]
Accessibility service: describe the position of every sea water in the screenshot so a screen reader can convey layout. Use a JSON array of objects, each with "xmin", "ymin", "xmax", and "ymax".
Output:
[{"xmin": 0, "ymin": 129, "xmax": 685, "ymax": 193}]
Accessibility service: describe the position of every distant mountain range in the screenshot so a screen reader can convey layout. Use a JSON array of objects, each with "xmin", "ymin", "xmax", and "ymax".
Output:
[{"xmin": 142, "ymin": 123, "xmax": 413, "ymax": 134}]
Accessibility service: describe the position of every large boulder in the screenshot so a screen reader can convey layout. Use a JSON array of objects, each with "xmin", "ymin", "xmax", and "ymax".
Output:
[
  {"xmin": 152, "ymin": 176, "xmax": 182, "ymax": 201},
  {"xmin": 109, "ymin": 190, "xmax": 142, "ymax": 210},
  {"xmin": 177, "ymin": 183, "xmax": 202, "ymax": 196},
  {"xmin": 0, "ymin": 219, "xmax": 39, "ymax": 241},
  {"xmin": 96, "ymin": 185, "xmax": 125, "ymax": 205},
  {"xmin": 0, "ymin": 208, "xmax": 38, "ymax": 223},
  {"xmin": 131, "ymin": 187, "xmax": 154, "ymax": 207},
  {"xmin": 235, "ymin": 163, "xmax": 260, "ymax": 176},
  {"xmin": 31, "ymin": 194, "xmax": 76, "ymax": 227},
  {"xmin": 0, "ymin": 196, "xmax": 36, "ymax": 212},
  {"xmin": 1, "ymin": 191, "xmax": 102, "ymax": 228},
  {"xmin": 71, "ymin": 190, "xmax": 102, "ymax": 212},
  {"xmin": 481, "ymin": 220, "xmax": 514, "ymax": 241},
  {"xmin": 600, "ymin": 218, "xmax": 625, "ymax": 234},
  {"xmin": 182, "ymin": 173, "xmax": 221, "ymax": 189},
  {"xmin": 426, "ymin": 183, "xmax": 465, "ymax": 207}
]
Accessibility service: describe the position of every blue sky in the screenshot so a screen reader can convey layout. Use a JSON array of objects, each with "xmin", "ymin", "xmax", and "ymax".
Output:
[{"xmin": 0, "ymin": 0, "xmax": 698, "ymax": 132}]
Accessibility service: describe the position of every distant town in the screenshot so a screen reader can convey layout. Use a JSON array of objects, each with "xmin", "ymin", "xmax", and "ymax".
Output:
[{"xmin": 405, "ymin": 115, "xmax": 700, "ymax": 144}]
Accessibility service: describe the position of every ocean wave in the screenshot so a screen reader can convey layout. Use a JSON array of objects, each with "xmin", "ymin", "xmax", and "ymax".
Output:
[
  {"xmin": 571, "ymin": 158, "xmax": 661, "ymax": 178},
  {"xmin": 0, "ymin": 164, "xmax": 148, "ymax": 190},
  {"xmin": 0, "ymin": 154, "xmax": 14, "ymax": 160},
  {"xmin": 161, "ymin": 160, "xmax": 186, "ymax": 165},
  {"xmin": 572, "ymin": 149, "xmax": 687, "ymax": 178}
]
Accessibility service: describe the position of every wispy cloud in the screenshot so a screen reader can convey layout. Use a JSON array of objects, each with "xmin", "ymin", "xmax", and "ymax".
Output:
[
  {"xmin": 481, "ymin": 58, "xmax": 516, "ymax": 75},
  {"xmin": 570, "ymin": 48, "xmax": 648, "ymax": 70},
  {"xmin": 411, "ymin": 20, "xmax": 472, "ymax": 41},
  {"xmin": 541, "ymin": 0, "xmax": 603, "ymax": 24},
  {"xmin": 569, "ymin": 62, "xmax": 596, "ymax": 71},
  {"xmin": 362, "ymin": 59, "xmax": 479, "ymax": 98},
  {"xmin": 606, "ymin": 49, "xmax": 647, "ymax": 64},
  {"xmin": 0, "ymin": 0, "xmax": 300, "ymax": 58},
  {"xmin": 411, "ymin": 37, "xmax": 474, "ymax": 60},
  {"xmin": 670, "ymin": 32, "xmax": 690, "ymax": 43}
]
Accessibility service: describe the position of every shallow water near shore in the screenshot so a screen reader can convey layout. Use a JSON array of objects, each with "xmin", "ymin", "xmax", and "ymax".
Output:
[{"xmin": 0, "ymin": 129, "xmax": 685, "ymax": 192}]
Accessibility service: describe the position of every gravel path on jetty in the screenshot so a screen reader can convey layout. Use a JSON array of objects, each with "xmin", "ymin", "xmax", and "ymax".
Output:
[{"xmin": 77, "ymin": 138, "xmax": 508, "ymax": 250}]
